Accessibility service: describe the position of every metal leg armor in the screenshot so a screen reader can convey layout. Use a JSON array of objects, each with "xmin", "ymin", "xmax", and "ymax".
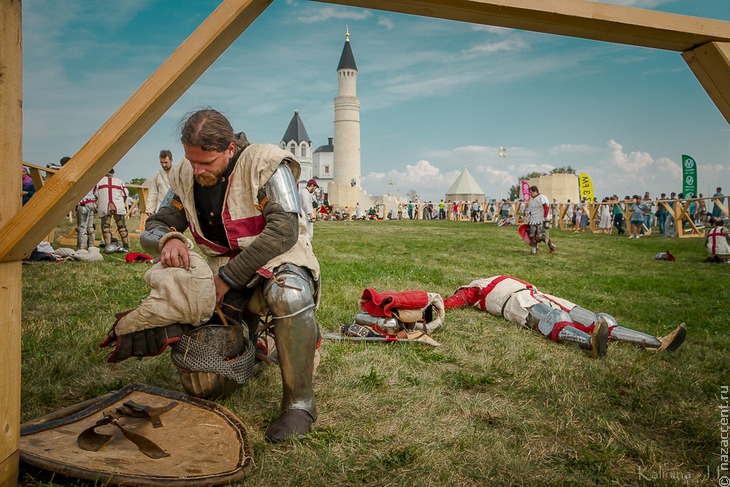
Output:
[
  {"xmin": 609, "ymin": 325, "xmax": 662, "ymax": 348},
  {"xmin": 101, "ymin": 216, "xmax": 113, "ymax": 246},
  {"xmin": 263, "ymin": 264, "xmax": 318, "ymax": 442},
  {"xmin": 115, "ymin": 214, "xmax": 130, "ymax": 247},
  {"xmin": 76, "ymin": 205, "xmax": 89, "ymax": 250},
  {"xmin": 528, "ymin": 303, "xmax": 607, "ymax": 357},
  {"xmin": 568, "ymin": 306, "xmax": 596, "ymax": 327}
]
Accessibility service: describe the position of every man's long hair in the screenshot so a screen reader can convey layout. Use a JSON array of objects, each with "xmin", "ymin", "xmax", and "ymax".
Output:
[{"xmin": 180, "ymin": 109, "xmax": 235, "ymax": 152}]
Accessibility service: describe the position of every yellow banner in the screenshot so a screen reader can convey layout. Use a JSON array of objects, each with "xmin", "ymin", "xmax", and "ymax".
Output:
[{"xmin": 578, "ymin": 172, "xmax": 594, "ymax": 202}]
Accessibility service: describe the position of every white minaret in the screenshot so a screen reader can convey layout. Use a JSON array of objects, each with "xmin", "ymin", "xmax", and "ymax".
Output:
[{"xmin": 333, "ymin": 26, "xmax": 360, "ymax": 189}]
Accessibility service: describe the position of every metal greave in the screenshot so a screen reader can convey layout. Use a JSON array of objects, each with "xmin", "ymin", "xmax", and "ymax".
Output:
[
  {"xmin": 264, "ymin": 265, "xmax": 318, "ymax": 419},
  {"xmin": 568, "ymin": 306, "xmax": 596, "ymax": 327},
  {"xmin": 609, "ymin": 326, "xmax": 661, "ymax": 348},
  {"xmin": 556, "ymin": 326, "xmax": 593, "ymax": 351}
]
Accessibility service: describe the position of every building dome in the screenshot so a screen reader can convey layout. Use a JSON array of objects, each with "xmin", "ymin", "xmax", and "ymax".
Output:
[{"xmin": 314, "ymin": 137, "xmax": 334, "ymax": 154}]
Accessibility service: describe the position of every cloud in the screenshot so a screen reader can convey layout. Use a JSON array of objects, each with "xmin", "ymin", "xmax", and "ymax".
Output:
[
  {"xmin": 550, "ymin": 144, "xmax": 602, "ymax": 155},
  {"xmin": 471, "ymin": 25, "xmax": 513, "ymax": 35},
  {"xmin": 378, "ymin": 16, "xmax": 394, "ymax": 30},
  {"xmin": 298, "ymin": 5, "xmax": 372, "ymax": 24},
  {"xmin": 363, "ymin": 160, "xmax": 462, "ymax": 200},
  {"xmin": 464, "ymin": 36, "xmax": 530, "ymax": 55},
  {"xmin": 607, "ymin": 139, "xmax": 656, "ymax": 171}
]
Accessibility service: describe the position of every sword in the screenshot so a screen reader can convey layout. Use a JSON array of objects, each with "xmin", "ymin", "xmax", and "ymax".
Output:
[{"xmin": 322, "ymin": 332, "xmax": 440, "ymax": 347}]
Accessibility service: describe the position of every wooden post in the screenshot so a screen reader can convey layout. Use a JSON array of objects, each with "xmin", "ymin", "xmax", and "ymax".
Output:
[
  {"xmin": 0, "ymin": 1, "xmax": 22, "ymax": 485},
  {"xmin": 683, "ymin": 42, "xmax": 730, "ymax": 125}
]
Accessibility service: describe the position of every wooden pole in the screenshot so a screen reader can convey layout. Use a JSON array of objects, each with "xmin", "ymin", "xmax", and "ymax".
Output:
[
  {"xmin": 0, "ymin": 0, "xmax": 22, "ymax": 484},
  {"xmin": 317, "ymin": 0, "xmax": 730, "ymax": 52},
  {"xmin": 0, "ymin": 0, "xmax": 273, "ymax": 262},
  {"xmin": 319, "ymin": 0, "xmax": 730, "ymax": 123},
  {"xmin": 683, "ymin": 42, "xmax": 730, "ymax": 125}
]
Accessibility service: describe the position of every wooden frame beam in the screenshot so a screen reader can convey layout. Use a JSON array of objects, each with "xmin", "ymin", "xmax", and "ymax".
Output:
[
  {"xmin": 317, "ymin": 0, "xmax": 730, "ymax": 122},
  {"xmin": 683, "ymin": 42, "xmax": 730, "ymax": 125},
  {"xmin": 1, "ymin": 1, "xmax": 22, "ymax": 485},
  {"xmin": 0, "ymin": 0, "xmax": 273, "ymax": 262},
  {"xmin": 315, "ymin": 0, "xmax": 730, "ymax": 52}
]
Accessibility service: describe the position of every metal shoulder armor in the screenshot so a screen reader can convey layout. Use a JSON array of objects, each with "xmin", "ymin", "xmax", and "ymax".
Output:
[{"xmin": 265, "ymin": 164, "xmax": 301, "ymax": 214}]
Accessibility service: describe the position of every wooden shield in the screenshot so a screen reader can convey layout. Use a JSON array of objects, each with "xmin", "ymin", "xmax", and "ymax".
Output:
[{"xmin": 20, "ymin": 383, "xmax": 254, "ymax": 486}]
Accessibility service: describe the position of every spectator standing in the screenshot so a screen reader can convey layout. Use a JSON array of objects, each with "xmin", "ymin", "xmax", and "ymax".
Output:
[
  {"xmin": 551, "ymin": 199, "xmax": 560, "ymax": 228},
  {"xmin": 599, "ymin": 197, "xmax": 612, "ymax": 234},
  {"xmin": 656, "ymin": 193, "xmax": 668, "ymax": 234},
  {"xmin": 21, "ymin": 166, "xmax": 35, "ymax": 205},
  {"xmin": 438, "ymin": 199, "xmax": 446, "ymax": 220},
  {"xmin": 579, "ymin": 200, "xmax": 590, "ymax": 232},
  {"xmin": 643, "ymin": 195, "xmax": 654, "ymax": 234},
  {"xmin": 299, "ymin": 178, "xmax": 318, "ymax": 240},
  {"xmin": 711, "ymin": 187, "xmax": 725, "ymax": 218},
  {"xmin": 146, "ymin": 149, "xmax": 173, "ymax": 215},
  {"xmin": 628, "ymin": 195, "xmax": 648, "ymax": 239},
  {"xmin": 612, "ymin": 196, "xmax": 626, "ymax": 235}
]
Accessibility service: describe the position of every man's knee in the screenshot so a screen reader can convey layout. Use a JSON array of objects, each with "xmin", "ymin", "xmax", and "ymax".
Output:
[{"xmin": 264, "ymin": 266, "xmax": 316, "ymax": 319}]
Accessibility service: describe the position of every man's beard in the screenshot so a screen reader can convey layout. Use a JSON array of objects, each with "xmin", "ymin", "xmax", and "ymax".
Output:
[{"xmin": 195, "ymin": 173, "xmax": 220, "ymax": 187}]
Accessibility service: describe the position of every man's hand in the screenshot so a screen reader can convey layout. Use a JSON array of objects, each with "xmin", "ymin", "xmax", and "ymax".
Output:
[
  {"xmin": 160, "ymin": 238, "xmax": 190, "ymax": 270},
  {"xmin": 213, "ymin": 275, "xmax": 230, "ymax": 308},
  {"xmin": 543, "ymin": 220, "xmax": 551, "ymax": 230}
]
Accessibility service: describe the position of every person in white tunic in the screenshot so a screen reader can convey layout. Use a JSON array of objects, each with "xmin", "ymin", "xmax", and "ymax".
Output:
[
  {"xmin": 94, "ymin": 168, "xmax": 130, "ymax": 251},
  {"xmin": 146, "ymin": 149, "xmax": 173, "ymax": 214},
  {"xmin": 298, "ymin": 178, "xmax": 318, "ymax": 240},
  {"xmin": 527, "ymin": 185, "xmax": 556, "ymax": 254}
]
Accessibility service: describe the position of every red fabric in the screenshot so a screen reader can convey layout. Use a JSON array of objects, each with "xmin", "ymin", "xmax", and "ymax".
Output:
[
  {"xmin": 543, "ymin": 203, "xmax": 550, "ymax": 219},
  {"xmin": 125, "ymin": 252, "xmax": 154, "ymax": 263},
  {"xmin": 549, "ymin": 321, "xmax": 598, "ymax": 342},
  {"xmin": 360, "ymin": 288, "xmax": 429, "ymax": 317},
  {"xmin": 444, "ymin": 287, "xmax": 481, "ymax": 309}
]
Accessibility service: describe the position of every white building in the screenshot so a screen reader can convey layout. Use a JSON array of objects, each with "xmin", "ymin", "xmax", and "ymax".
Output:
[
  {"xmin": 280, "ymin": 110, "xmax": 313, "ymax": 182},
  {"xmin": 445, "ymin": 167, "xmax": 486, "ymax": 203},
  {"xmin": 327, "ymin": 28, "xmax": 375, "ymax": 209},
  {"xmin": 312, "ymin": 137, "xmax": 334, "ymax": 193}
]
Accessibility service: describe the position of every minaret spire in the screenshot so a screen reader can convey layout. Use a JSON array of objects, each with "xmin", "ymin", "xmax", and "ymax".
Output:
[{"xmin": 346, "ymin": 25, "xmax": 350, "ymax": 42}]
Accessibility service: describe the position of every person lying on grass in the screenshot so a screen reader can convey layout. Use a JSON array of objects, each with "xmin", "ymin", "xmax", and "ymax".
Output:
[{"xmin": 444, "ymin": 275, "xmax": 685, "ymax": 357}]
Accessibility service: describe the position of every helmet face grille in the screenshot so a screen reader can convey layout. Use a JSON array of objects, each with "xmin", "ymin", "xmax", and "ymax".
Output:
[{"xmin": 171, "ymin": 325, "xmax": 257, "ymax": 384}]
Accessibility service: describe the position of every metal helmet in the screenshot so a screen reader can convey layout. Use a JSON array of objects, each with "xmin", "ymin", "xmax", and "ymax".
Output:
[
  {"xmin": 170, "ymin": 324, "xmax": 256, "ymax": 399},
  {"xmin": 104, "ymin": 243, "xmax": 121, "ymax": 254}
]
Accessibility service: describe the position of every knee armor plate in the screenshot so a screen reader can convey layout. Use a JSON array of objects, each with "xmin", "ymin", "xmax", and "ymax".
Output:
[{"xmin": 264, "ymin": 265, "xmax": 316, "ymax": 319}]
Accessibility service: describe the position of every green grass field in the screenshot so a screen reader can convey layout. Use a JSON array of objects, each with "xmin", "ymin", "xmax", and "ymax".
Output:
[{"xmin": 19, "ymin": 219, "xmax": 729, "ymax": 486}]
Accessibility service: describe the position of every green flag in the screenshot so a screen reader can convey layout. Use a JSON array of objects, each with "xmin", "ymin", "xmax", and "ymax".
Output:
[{"xmin": 681, "ymin": 154, "xmax": 697, "ymax": 198}]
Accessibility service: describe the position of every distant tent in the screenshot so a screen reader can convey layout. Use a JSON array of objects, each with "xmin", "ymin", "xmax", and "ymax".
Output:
[{"xmin": 445, "ymin": 167, "xmax": 485, "ymax": 203}]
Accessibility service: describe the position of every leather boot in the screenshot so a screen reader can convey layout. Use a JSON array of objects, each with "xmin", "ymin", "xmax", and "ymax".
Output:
[{"xmin": 657, "ymin": 324, "xmax": 686, "ymax": 351}]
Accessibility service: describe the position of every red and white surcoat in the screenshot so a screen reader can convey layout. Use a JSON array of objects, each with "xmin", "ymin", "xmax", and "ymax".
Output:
[
  {"xmin": 452, "ymin": 276, "xmax": 576, "ymax": 327},
  {"xmin": 706, "ymin": 226, "xmax": 730, "ymax": 256},
  {"xmin": 94, "ymin": 176, "xmax": 128, "ymax": 217},
  {"xmin": 168, "ymin": 143, "xmax": 319, "ymax": 279}
]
